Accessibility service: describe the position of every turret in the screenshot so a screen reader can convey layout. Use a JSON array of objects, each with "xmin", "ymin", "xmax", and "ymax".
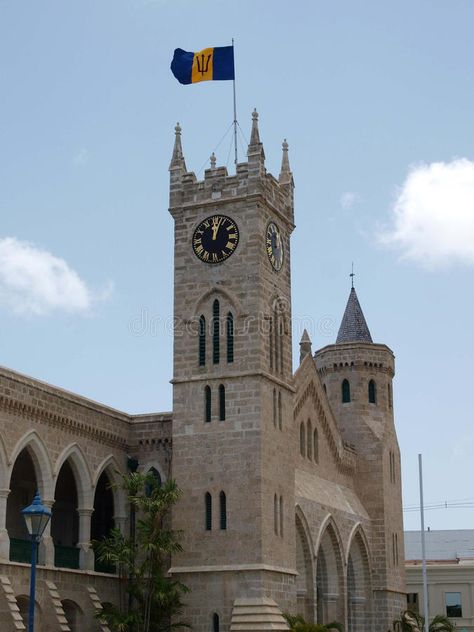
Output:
[{"xmin": 314, "ymin": 282, "xmax": 405, "ymax": 624}]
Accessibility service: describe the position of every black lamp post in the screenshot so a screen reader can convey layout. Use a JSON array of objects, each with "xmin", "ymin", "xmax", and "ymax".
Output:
[{"xmin": 21, "ymin": 491, "xmax": 52, "ymax": 632}]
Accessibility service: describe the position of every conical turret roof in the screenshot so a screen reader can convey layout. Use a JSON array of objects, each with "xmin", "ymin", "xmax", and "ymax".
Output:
[{"xmin": 336, "ymin": 287, "xmax": 373, "ymax": 344}]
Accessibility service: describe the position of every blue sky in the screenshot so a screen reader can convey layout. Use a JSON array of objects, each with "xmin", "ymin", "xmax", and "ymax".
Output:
[{"xmin": 1, "ymin": 0, "xmax": 474, "ymax": 530}]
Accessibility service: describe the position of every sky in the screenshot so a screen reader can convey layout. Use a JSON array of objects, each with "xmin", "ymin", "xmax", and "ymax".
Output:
[{"xmin": 1, "ymin": 0, "xmax": 474, "ymax": 531}]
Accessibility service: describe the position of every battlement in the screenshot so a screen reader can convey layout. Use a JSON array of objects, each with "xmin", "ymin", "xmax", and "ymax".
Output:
[
  {"xmin": 169, "ymin": 110, "xmax": 294, "ymax": 222},
  {"xmin": 314, "ymin": 342, "xmax": 395, "ymax": 377}
]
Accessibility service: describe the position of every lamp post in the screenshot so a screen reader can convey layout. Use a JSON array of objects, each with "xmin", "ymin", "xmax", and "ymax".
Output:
[{"xmin": 21, "ymin": 491, "xmax": 52, "ymax": 632}]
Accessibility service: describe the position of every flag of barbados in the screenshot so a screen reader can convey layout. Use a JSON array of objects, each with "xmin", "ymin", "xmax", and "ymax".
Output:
[{"xmin": 171, "ymin": 46, "xmax": 235, "ymax": 85}]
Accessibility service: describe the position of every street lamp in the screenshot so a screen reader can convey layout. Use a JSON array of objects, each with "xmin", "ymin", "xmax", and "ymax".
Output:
[{"xmin": 21, "ymin": 491, "xmax": 51, "ymax": 632}]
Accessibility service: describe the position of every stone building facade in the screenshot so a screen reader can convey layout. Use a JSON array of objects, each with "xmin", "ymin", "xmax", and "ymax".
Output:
[{"xmin": 0, "ymin": 112, "xmax": 405, "ymax": 631}]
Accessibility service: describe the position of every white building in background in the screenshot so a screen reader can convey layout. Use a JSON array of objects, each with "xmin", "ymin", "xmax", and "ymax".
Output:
[{"xmin": 405, "ymin": 529, "xmax": 474, "ymax": 631}]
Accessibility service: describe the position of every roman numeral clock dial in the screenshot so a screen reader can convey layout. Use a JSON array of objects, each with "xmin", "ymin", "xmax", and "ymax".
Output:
[
  {"xmin": 266, "ymin": 221, "xmax": 284, "ymax": 271},
  {"xmin": 192, "ymin": 214, "xmax": 240, "ymax": 264}
]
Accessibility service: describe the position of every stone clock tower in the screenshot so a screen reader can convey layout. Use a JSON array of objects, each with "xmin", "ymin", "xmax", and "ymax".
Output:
[{"xmin": 168, "ymin": 111, "xmax": 296, "ymax": 632}]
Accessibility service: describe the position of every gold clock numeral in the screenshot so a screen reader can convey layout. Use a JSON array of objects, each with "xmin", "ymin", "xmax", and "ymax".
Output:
[{"xmin": 202, "ymin": 251, "xmax": 210, "ymax": 262}]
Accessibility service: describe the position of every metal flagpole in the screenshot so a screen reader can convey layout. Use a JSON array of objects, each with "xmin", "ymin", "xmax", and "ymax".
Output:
[
  {"xmin": 232, "ymin": 38, "xmax": 238, "ymax": 166},
  {"xmin": 418, "ymin": 453, "xmax": 429, "ymax": 632}
]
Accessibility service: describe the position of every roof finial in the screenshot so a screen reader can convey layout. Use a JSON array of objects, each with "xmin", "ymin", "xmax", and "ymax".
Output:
[
  {"xmin": 299, "ymin": 329, "xmax": 313, "ymax": 365},
  {"xmin": 350, "ymin": 262, "xmax": 355, "ymax": 289},
  {"xmin": 210, "ymin": 152, "xmax": 216, "ymax": 170},
  {"xmin": 249, "ymin": 108, "xmax": 260, "ymax": 146},
  {"xmin": 279, "ymin": 138, "xmax": 292, "ymax": 184},
  {"xmin": 169, "ymin": 121, "xmax": 186, "ymax": 172}
]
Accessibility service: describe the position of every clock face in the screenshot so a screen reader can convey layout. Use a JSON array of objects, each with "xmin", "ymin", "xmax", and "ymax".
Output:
[
  {"xmin": 192, "ymin": 214, "xmax": 240, "ymax": 264},
  {"xmin": 266, "ymin": 221, "xmax": 284, "ymax": 271}
]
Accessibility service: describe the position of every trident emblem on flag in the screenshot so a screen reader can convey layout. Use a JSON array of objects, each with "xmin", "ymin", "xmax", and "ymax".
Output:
[{"xmin": 196, "ymin": 53, "xmax": 212, "ymax": 75}]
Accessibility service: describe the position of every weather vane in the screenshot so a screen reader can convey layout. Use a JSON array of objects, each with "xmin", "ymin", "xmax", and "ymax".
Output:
[{"xmin": 350, "ymin": 262, "xmax": 355, "ymax": 288}]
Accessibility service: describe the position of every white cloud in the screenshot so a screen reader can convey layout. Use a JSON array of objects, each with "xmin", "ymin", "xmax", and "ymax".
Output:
[
  {"xmin": 340, "ymin": 191, "xmax": 360, "ymax": 210},
  {"xmin": 73, "ymin": 148, "xmax": 89, "ymax": 166},
  {"xmin": 0, "ymin": 237, "xmax": 101, "ymax": 315},
  {"xmin": 380, "ymin": 158, "xmax": 474, "ymax": 267}
]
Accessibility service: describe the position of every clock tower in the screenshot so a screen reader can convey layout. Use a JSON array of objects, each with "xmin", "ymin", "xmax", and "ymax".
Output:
[{"xmin": 168, "ymin": 111, "xmax": 296, "ymax": 632}]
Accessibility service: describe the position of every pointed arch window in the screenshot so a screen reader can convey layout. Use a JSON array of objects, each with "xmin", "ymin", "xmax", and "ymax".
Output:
[
  {"xmin": 219, "ymin": 384, "xmax": 225, "ymax": 421},
  {"xmin": 368, "ymin": 379, "xmax": 376, "ymax": 404},
  {"xmin": 213, "ymin": 299, "xmax": 220, "ymax": 364},
  {"xmin": 313, "ymin": 428, "xmax": 319, "ymax": 464},
  {"xmin": 273, "ymin": 494, "xmax": 278, "ymax": 535},
  {"xmin": 219, "ymin": 491, "xmax": 227, "ymax": 530},
  {"xmin": 199, "ymin": 315, "xmax": 206, "ymax": 366},
  {"xmin": 213, "ymin": 613, "xmax": 220, "ymax": 632},
  {"xmin": 226, "ymin": 312, "xmax": 234, "ymax": 363},
  {"xmin": 269, "ymin": 317, "xmax": 273, "ymax": 370},
  {"xmin": 205, "ymin": 492, "xmax": 212, "ymax": 530},
  {"xmin": 205, "ymin": 386, "xmax": 212, "ymax": 422},
  {"xmin": 307, "ymin": 420, "xmax": 313, "ymax": 460},
  {"xmin": 300, "ymin": 422, "xmax": 305, "ymax": 457},
  {"xmin": 342, "ymin": 379, "xmax": 351, "ymax": 403},
  {"xmin": 279, "ymin": 496, "xmax": 283, "ymax": 537},
  {"xmin": 279, "ymin": 319, "xmax": 284, "ymax": 374},
  {"xmin": 278, "ymin": 391, "xmax": 282, "ymax": 430},
  {"xmin": 272, "ymin": 389, "xmax": 277, "ymax": 428}
]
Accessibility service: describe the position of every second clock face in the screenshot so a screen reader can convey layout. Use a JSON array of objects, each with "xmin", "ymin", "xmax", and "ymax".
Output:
[
  {"xmin": 266, "ymin": 221, "xmax": 284, "ymax": 271},
  {"xmin": 192, "ymin": 214, "xmax": 239, "ymax": 264}
]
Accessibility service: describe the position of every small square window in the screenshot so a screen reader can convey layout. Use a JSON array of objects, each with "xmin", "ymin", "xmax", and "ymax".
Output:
[{"xmin": 445, "ymin": 592, "xmax": 462, "ymax": 618}]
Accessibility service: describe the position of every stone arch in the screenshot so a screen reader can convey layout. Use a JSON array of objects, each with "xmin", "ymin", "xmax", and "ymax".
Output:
[
  {"xmin": 17, "ymin": 595, "xmax": 42, "ymax": 630},
  {"xmin": 193, "ymin": 286, "xmax": 244, "ymax": 319},
  {"xmin": 0, "ymin": 431, "xmax": 9, "ymax": 489},
  {"xmin": 54, "ymin": 443, "xmax": 93, "ymax": 509},
  {"xmin": 314, "ymin": 516, "xmax": 345, "ymax": 625},
  {"xmin": 62, "ymin": 598, "xmax": 83, "ymax": 631},
  {"xmin": 346, "ymin": 524, "xmax": 372, "ymax": 632},
  {"xmin": 9, "ymin": 430, "xmax": 54, "ymax": 499},
  {"xmin": 295, "ymin": 507, "xmax": 315, "ymax": 622},
  {"xmin": 139, "ymin": 459, "xmax": 167, "ymax": 484},
  {"xmin": 93, "ymin": 455, "xmax": 126, "ymax": 520}
]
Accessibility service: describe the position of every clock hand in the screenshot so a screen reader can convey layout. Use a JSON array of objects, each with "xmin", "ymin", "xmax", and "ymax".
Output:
[{"xmin": 211, "ymin": 218, "xmax": 222, "ymax": 240}]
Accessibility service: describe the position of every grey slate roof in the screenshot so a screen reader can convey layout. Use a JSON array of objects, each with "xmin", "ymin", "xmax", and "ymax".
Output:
[
  {"xmin": 336, "ymin": 287, "xmax": 373, "ymax": 344},
  {"xmin": 405, "ymin": 530, "xmax": 474, "ymax": 561}
]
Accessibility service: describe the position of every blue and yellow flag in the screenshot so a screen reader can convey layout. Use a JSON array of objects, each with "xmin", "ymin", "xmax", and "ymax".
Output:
[{"xmin": 171, "ymin": 46, "xmax": 235, "ymax": 85}]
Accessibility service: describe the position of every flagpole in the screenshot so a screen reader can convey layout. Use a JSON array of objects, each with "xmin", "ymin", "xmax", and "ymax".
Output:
[
  {"xmin": 232, "ymin": 38, "xmax": 238, "ymax": 166},
  {"xmin": 419, "ymin": 453, "xmax": 429, "ymax": 632}
]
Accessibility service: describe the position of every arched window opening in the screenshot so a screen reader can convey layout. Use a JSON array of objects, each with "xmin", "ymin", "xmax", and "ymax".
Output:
[
  {"xmin": 274, "ymin": 314, "xmax": 279, "ymax": 374},
  {"xmin": 273, "ymin": 494, "xmax": 278, "ymax": 535},
  {"xmin": 269, "ymin": 317, "xmax": 273, "ymax": 370},
  {"xmin": 272, "ymin": 389, "xmax": 277, "ymax": 428},
  {"xmin": 213, "ymin": 613, "xmax": 220, "ymax": 632},
  {"xmin": 52, "ymin": 460, "xmax": 79, "ymax": 569},
  {"xmin": 199, "ymin": 315, "xmax": 206, "ymax": 366},
  {"xmin": 213, "ymin": 299, "xmax": 220, "ymax": 364},
  {"xmin": 279, "ymin": 320, "xmax": 284, "ymax": 374},
  {"xmin": 306, "ymin": 420, "xmax": 312, "ymax": 460},
  {"xmin": 388, "ymin": 382, "xmax": 393, "ymax": 409},
  {"xmin": 278, "ymin": 391, "xmax": 282, "ymax": 430},
  {"xmin": 205, "ymin": 492, "xmax": 212, "ymax": 530},
  {"xmin": 368, "ymin": 380, "xmax": 376, "ymax": 404},
  {"xmin": 342, "ymin": 379, "xmax": 351, "ymax": 403},
  {"xmin": 17, "ymin": 596, "xmax": 41, "ymax": 630},
  {"xmin": 7, "ymin": 449, "xmax": 38, "ymax": 563},
  {"xmin": 62, "ymin": 600, "xmax": 82, "ymax": 632},
  {"xmin": 91, "ymin": 471, "xmax": 115, "ymax": 573},
  {"xmin": 205, "ymin": 386, "xmax": 212, "ymax": 422},
  {"xmin": 279, "ymin": 496, "xmax": 283, "ymax": 537},
  {"xmin": 219, "ymin": 384, "xmax": 226, "ymax": 421},
  {"xmin": 313, "ymin": 428, "xmax": 319, "ymax": 464},
  {"xmin": 219, "ymin": 491, "xmax": 227, "ymax": 530},
  {"xmin": 226, "ymin": 312, "xmax": 234, "ymax": 363},
  {"xmin": 323, "ymin": 383, "xmax": 327, "ymax": 394},
  {"xmin": 145, "ymin": 467, "xmax": 162, "ymax": 497},
  {"xmin": 300, "ymin": 423, "xmax": 305, "ymax": 457}
]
